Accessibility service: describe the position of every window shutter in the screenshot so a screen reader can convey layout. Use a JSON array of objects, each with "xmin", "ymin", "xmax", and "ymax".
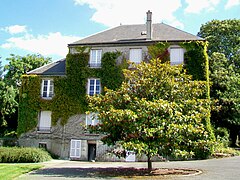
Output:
[
  {"xmin": 39, "ymin": 111, "xmax": 52, "ymax": 131},
  {"xmin": 70, "ymin": 140, "xmax": 81, "ymax": 158},
  {"xmin": 170, "ymin": 48, "xmax": 184, "ymax": 65},
  {"xmin": 130, "ymin": 49, "xmax": 142, "ymax": 64}
]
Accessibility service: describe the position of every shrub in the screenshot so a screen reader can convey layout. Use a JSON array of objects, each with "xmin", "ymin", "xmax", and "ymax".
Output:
[
  {"xmin": 0, "ymin": 147, "xmax": 52, "ymax": 163},
  {"xmin": 214, "ymin": 127, "xmax": 230, "ymax": 148}
]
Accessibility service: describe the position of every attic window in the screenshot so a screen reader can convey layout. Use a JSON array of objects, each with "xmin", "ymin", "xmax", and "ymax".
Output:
[{"xmin": 141, "ymin": 31, "xmax": 147, "ymax": 35}]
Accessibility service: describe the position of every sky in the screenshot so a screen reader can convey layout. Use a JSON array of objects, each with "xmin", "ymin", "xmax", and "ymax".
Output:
[{"xmin": 0, "ymin": 0, "xmax": 239, "ymax": 66}]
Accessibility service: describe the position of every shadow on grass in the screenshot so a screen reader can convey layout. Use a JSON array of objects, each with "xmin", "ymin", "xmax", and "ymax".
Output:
[{"xmin": 30, "ymin": 167, "xmax": 200, "ymax": 178}]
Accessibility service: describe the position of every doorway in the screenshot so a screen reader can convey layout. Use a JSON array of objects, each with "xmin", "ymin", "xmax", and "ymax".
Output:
[{"xmin": 88, "ymin": 144, "xmax": 96, "ymax": 161}]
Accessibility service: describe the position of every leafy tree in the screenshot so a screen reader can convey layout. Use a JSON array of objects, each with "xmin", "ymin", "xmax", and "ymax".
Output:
[
  {"xmin": 209, "ymin": 52, "xmax": 240, "ymax": 146},
  {"xmin": 88, "ymin": 60, "xmax": 214, "ymax": 170},
  {"xmin": 4, "ymin": 54, "xmax": 51, "ymax": 88},
  {"xmin": 0, "ymin": 59, "xmax": 18, "ymax": 135},
  {"xmin": 198, "ymin": 19, "xmax": 240, "ymax": 146},
  {"xmin": 0, "ymin": 54, "xmax": 51, "ymax": 136},
  {"xmin": 197, "ymin": 19, "xmax": 240, "ymax": 69}
]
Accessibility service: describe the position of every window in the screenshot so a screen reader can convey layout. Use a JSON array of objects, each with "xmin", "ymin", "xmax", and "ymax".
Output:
[
  {"xmin": 170, "ymin": 48, "xmax": 184, "ymax": 65},
  {"xmin": 38, "ymin": 111, "xmax": 51, "ymax": 132},
  {"xmin": 86, "ymin": 113, "xmax": 99, "ymax": 126},
  {"xmin": 87, "ymin": 79, "xmax": 101, "ymax": 96},
  {"xmin": 89, "ymin": 49, "xmax": 102, "ymax": 67},
  {"xmin": 39, "ymin": 142, "xmax": 47, "ymax": 150},
  {"xmin": 70, "ymin": 139, "xmax": 81, "ymax": 158},
  {"xmin": 129, "ymin": 49, "xmax": 142, "ymax": 64},
  {"xmin": 41, "ymin": 79, "xmax": 54, "ymax": 98}
]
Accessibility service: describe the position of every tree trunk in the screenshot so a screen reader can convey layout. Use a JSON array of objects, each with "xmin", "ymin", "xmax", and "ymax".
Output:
[{"xmin": 147, "ymin": 155, "xmax": 152, "ymax": 170}]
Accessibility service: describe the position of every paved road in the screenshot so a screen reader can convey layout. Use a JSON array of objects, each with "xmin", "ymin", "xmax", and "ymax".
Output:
[{"xmin": 18, "ymin": 156, "xmax": 240, "ymax": 179}]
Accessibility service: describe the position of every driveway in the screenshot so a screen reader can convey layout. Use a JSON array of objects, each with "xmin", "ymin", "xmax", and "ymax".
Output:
[{"xmin": 18, "ymin": 156, "xmax": 240, "ymax": 179}]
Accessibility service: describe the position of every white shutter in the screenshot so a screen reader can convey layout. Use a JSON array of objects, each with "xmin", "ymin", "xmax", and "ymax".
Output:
[
  {"xmin": 39, "ymin": 111, "xmax": 51, "ymax": 131},
  {"xmin": 130, "ymin": 49, "xmax": 142, "ymax": 64},
  {"xmin": 70, "ymin": 140, "xmax": 81, "ymax": 158},
  {"xmin": 170, "ymin": 48, "xmax": 184, "ymax": 65}
]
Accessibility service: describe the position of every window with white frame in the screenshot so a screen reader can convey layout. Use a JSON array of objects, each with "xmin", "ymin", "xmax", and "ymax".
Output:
[
  {"xmin": 87, "ymin": 79, "xmax": 101, "ymax": 96},
  {"xmin": 89, "ymin": 49, "xmax": 102, "ymax": 67},
  {"xmin": 41, "ymin": 79, "xmax": 54, "ymax": 98},
  {"xmin": 70, "ymin": 139, "xmax": 81, "ymax": 158},
  {"xmin": 86, "ymin": 112, "xmax": 99, "ymax": 126},
  {"xmin": 129, "ymin": 49, "xmax": 142, "ymax": 64},
  {"xmin": 170, "ymin": 48, "xmax": 184, "ymax": 65},
  {"xmin": 38, "ymin": 111, "xmax": 52, "ymax": 132}
]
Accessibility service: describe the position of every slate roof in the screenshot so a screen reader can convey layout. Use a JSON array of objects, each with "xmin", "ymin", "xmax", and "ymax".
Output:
[
  {"xmin": 69, "ymin": 23, "xmax": 203, "ymax": 46},
  {"xmin": 27, "ymin": 58, "xmax": 66, "ymax": 75},
  {"xmin": 29, "ymin": 23, "xmax": 203, "ymax": 76}
]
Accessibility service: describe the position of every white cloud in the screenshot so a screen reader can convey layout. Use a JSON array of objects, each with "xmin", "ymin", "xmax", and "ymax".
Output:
[
  {"xmin": 225, "ymin": 0, "xmax": 240, "ymax": 9},
  {"xmin": 1, "ymin": 32, "xmax": 81, "ymax": 57},
  {"xmin": 74, "ymin": 0, "xmax": 184, "ymax": 29},
  {"xmin": 1, "ymin": 25, "xmax": 27, "ymax": 34},
  {"xmin": 184, "ymin": 0, "xmax": 220, "ymax": 14}
]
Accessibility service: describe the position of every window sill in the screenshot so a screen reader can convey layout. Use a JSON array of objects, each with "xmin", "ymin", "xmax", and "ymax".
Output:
[
  {"xmin": 37, "ymin": 130, "xmax": 51, "ymax": 134},
  {"xmin": 41, "ymin": 97, "xmax": 53, "ymax": 100}
]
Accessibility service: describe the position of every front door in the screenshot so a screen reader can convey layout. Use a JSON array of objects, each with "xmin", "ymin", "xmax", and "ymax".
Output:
[{"xmin": 88, "ymin": 144, "xmax": 96, "ymax": 161}]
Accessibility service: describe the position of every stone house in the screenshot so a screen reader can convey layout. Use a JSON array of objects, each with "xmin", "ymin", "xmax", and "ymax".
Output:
[{"xmin": 18, "ymin": 11, "xmax": 207, "ymax": 161}]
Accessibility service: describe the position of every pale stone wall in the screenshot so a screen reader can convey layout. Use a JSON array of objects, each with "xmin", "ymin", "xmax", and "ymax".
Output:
[{"xmin": 69, "ymin": 45, "xmax": 150, "ymax": 64}]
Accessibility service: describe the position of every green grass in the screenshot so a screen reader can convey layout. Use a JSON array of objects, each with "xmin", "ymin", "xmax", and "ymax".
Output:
[{"xmin": 0, "ymin": 163, "xmax": 43, "ymax": 179}]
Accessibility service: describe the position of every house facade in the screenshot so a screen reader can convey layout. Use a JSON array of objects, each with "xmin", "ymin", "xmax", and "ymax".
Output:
[{"xmin": 18, "ymin": 11, "xmax": 209, "ymax": 161}]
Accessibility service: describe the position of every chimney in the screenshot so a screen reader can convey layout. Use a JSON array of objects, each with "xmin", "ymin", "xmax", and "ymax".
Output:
[{"xmin": 146, "ymin": 10, "xmax": 152, "ymax": 40}]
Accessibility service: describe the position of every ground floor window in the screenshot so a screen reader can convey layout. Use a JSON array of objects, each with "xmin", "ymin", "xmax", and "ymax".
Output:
[{"xmin": 70, "ymin": 139, "xmax": 81, "ymax": 158}]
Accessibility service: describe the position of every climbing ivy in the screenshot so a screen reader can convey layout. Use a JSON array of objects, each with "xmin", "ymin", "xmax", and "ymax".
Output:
[
  {"xmin": 17, "ymin": 51, "xmax": 125, "ymax": 136},
  {"xmin": 18, "ymin": 41, "xmax": 210, "ymax": 136}
]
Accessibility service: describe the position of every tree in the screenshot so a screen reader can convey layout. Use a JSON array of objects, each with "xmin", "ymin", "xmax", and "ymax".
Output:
[
  {"xmin": 197, "ymin": 19, "xmax": 240, "ymax": 69},
  {"xmin": 4, "ymin": 54, "xmax": 51, "ymax": 88},
  {"xmin": 198, "ymin": 19, "xmax": 240, "ymax": 146},
  {"xmin": 0, "ymin": 54, "xmax": 51, "ymax": 136},
  {"xmin": 88, "ymin": 60, "xmax": 214, "ymax": 170},
  {"xmin": 209, "ymin": 52, "xmax": 240, "ymax": 146},
  {"xmin": 0, "ymin": 59, "xmax": 18, "ymax": 135}
]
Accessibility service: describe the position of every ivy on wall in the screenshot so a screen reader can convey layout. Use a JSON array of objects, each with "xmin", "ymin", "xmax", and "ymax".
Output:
[
  {"xmin": 18, "ymin": 41, "xmax": 210, "ymax": 136},
  {"xmin": 17, "ymin": 51, "xmax": 125, "ymax": 136}
]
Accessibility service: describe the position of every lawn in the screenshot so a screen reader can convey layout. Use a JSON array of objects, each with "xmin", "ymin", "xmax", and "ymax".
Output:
[{"xmin": 0, "ymin": 163, "xmax": 43, "ymax": 179}]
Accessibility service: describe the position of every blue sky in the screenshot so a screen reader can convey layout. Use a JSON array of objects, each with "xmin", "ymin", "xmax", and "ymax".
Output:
[{"xmin": 0, "ymin": 0, "xmax": 239, "ymax": 66}]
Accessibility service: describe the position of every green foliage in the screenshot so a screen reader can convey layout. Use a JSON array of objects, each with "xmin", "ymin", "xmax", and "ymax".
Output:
[
  {"xmin": 4, "ymin": 54, "xmax": 51, "ymax": 88},
  {"xmin": 180, "ymin": 41, "xmax": 209, "ymax": 82},
  {"xmin": 147, "ymin": 41, "xmax": 209, "ymax": 82},
  {"xmin": 214, "ymin": 127, "xmax": 230, "ymax": 148},
  {"xmin": 88, "ymin": 59, "xmax": 214, "ymax": 169},
  {"xmin": 199, "ymin": 19, "xmax": 240, "ymax": 147},
  {"xmin": 209, "ymin": 52, "xmax": 240, "ymax": 146},
  {"xmin": 100, "ymin": 51, "xmax": 125, "ymax": 90},
  {"xmin": 148, "ymin": 42, "xmax": 170, "ymax": 63},
  {"xmin": 198, "ymin": 19, "xmax": 240, "ymax": 69},
  {"xmin": 1, "ymin": 54, "xmax": 51, "ymax": 137},
  {"xmin": 18, "ymin": 51, "xmax": 125, "ymax": 135},
  {"xmin": 0, "ymin": 147, "xmax": 52, "ymax": 163}
]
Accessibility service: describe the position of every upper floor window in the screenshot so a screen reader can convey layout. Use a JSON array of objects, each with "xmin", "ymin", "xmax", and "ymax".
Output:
[
  {"xmin": 41, "ymin": 79, "xmax": 54, "ymax": 99},
  {"xmin": 38, "ymin": 111, "xmax": 52, "ymax": 132},
  {"xmin": 170, "ymin": 48, "xmax": 184, "ymax": 65},
  {"xmin": 86, "ymin": 112, "xmax": 99, "ymax": 126},
  {"xmin": 129, "ymin": 49, "xmax": 142, "ymax": 64},
  {"xmin": 89, "ymin": 49, "xmax": 102, "ymax": 67},
  {"xmin": 87, "ymin": 79, "xmax": 101, "ymax": 96}
]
